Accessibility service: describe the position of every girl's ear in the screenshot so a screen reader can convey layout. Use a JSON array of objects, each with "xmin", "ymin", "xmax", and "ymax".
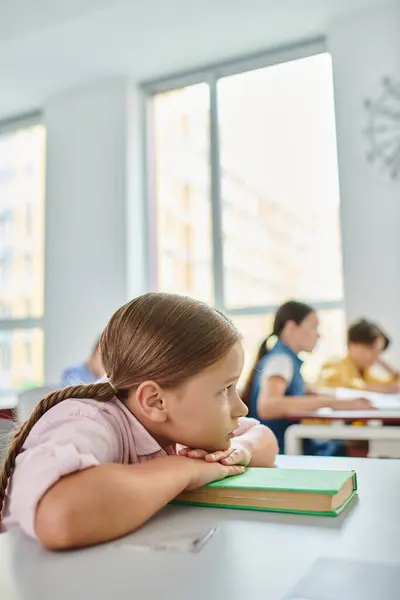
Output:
[
  {"xmin": 283, "ymin": 320, "xmax": 294, "ymax": 333},
  {"xmin": 135, "ymin": 381, "xmax": 168, "ymax": 423}
]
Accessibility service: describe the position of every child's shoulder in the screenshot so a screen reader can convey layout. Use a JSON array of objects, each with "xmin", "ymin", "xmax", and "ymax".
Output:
[
  {"xmin": 50, "ymin": 396, "xmax": 110, "ymax": 418},
  {"xmin": 30, "ymin": 397, "xmax": 123, "ymax": 437}
]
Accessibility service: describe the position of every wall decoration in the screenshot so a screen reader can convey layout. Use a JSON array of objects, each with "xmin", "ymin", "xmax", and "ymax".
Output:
[{"xmin": 364, "ymin": 77, "xmax": 400, "ymax": 181}]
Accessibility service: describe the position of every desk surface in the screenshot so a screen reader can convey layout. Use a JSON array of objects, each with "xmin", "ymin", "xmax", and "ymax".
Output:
[
  {"xmin": 299, "ymin": 389, "xmax": 400, "ymax": 422},
  {"xmin": 1, "ymin": 455, "xmax": 399, "ymax": 600},
  {"xmin": 289, "ymin": 408, "xmax": 400, "ymax": 422}
]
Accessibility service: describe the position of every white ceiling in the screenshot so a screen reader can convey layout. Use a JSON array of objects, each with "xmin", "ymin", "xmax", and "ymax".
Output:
[
  {"xmin": 0, "ymin": 0, "xmax": 118, "ymax": 40},
  {"xmin": 0, "ymin": 0, "xmax": 392, "ymax": 121}
]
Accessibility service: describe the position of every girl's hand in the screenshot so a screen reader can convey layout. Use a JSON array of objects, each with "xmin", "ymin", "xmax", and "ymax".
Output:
[
  {"xmin": 184, "ymin": 459, "xmax": 245, "ymax": 491},
  {"xmin": 178, "ymin": 440, "xmax": 252, "ymax": 467},
  {"xmin": 329, "ymin": 397, "xmax": 375, "ymax": 410}
]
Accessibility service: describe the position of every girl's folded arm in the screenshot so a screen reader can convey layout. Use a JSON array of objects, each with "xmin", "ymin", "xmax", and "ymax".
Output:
[
  {"xmin": 35, "ymin": 456, "xmax": 195, "ymax": 550},
  {"xmin": 5, "ymin": 414, "xmax": 195, "ymax": 549}
]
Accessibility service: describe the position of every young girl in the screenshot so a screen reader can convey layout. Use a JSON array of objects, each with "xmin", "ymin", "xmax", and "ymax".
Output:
[
  {"xmin": 0, "ymin": 294, "xmax": 278, "ymax": 550},
  {"xmin": 241, "ymin": 301, "xmax": 372, "ymax": 454},
  {"xmin": 319, "ymin": 319, "xmax": 400, "ymax": 393}
]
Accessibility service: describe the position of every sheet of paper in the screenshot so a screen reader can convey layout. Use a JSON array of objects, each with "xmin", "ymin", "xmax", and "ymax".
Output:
[
  {"xmin": 335, "ymin": 388, "xmax": 400, "ymax": 410},
  {"xmin": 108, "ymin": 527, "xmax": 218, "ymax": 554},
  {"xmin": 285, "ymin": 557, "xmax": 400, "ymax": 600}
]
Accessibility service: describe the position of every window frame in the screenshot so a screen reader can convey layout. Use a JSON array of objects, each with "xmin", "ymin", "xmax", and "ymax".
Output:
[
  {"xmin": 142, "ymin": 37, "xmax": 345, "ymax": 317},
  {"xmin": 0, "ymin": 112, "xmax": 45, "ymax": 395}
]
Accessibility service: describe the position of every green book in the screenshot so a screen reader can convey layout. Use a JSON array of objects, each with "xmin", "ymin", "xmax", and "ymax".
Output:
[{"xmin": 174, "ymin": 468, "xmax": 357, "ymax": 516}]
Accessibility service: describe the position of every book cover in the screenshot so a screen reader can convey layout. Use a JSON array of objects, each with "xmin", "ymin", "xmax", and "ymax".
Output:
[
  {"xmin": 174, "ymin": 468, "xmax": 357, "ymax": 517},
  {"xmin": 206, "ymin": 468, "xmax": 356, "ymax": 495}
]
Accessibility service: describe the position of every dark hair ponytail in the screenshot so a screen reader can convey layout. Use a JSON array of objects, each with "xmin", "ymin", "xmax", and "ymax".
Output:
[{"xmin": 241, "ymin": 300, "xmax": 314, "ymax": 407}]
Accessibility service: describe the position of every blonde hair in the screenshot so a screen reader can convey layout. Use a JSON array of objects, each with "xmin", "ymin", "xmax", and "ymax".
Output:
[{"xmin": 0, "ymin": 293, "xmax": 239, "ymax": 520}]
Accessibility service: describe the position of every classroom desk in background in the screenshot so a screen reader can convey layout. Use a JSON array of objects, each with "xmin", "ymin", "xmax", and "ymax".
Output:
[
  {"xmin": 284, "ymin": 408, "xmax": 400, "ymax": 457},
  {"xmin": 0, "ymin": 456, "xmax": 399, "ymax": 600},
  {"xmin": 306, "ymin": 389, "xmax": 400, "ymax": 422},
  {"xmin": 288, "ymin": 408, "xmax": 400, "ymax": 423}
]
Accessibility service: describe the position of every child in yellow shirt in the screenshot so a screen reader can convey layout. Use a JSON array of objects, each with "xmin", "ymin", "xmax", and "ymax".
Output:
[{"xmin": 319, "ymin": 319, "xmax": 399, "ymax": 393}]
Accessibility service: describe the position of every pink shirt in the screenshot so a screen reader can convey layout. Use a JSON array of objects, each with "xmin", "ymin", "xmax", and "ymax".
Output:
[{"xmin": 3, "ymin": 397, "xmax": 259, "ymax": 538}]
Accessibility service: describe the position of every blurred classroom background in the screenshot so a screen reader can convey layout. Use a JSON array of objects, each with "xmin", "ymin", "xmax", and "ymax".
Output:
[{"xmin": 1, "ymin": 0, "xmax": 399, "ymax": 454}]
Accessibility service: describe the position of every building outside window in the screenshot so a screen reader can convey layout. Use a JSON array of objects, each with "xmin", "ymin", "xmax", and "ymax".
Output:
[
  {"xmin": 144, "ymin": 42, "xmax": 346, "ymax": 382},
  {"xmin": 0, "ymin": 121, "xmax": 45, "ymax": 394}
]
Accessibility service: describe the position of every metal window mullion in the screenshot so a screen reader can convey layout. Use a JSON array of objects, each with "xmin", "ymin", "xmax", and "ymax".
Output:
[
  {"xmin": 140, "ymin": 37, "xmax": 325, "ymax": 95},
  {"xmin": 225, "ymin": 300, "xmax": 345, "ymax": 318},
  {"xmin": 142, "ymin": 94, "xmax": 158, "ymax": 292},
  {"xmin": 209, "ymin": 75, "xmax": 225, "ymax": 310},
  {"xmin": 0, "ymin": 317, "xmax": 43, "ymax": 331},
  {"xmin": 0, "ymin": 111, "xmax": 42, "ymax": 135}
]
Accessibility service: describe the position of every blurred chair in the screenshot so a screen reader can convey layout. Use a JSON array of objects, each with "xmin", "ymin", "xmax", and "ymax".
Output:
[
  {"xmin": 17, "ymin": 386, "xmax": 57, "ymax": 424},
  {"xmin": 0, "ymin": 418, "xmax": 15, "ymax": 465},
  {"xmin": 0, "ymin": 387, "xmax": 57, "ymax": 466}
]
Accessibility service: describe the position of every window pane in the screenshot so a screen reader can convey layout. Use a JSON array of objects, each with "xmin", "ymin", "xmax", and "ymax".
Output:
[
  {"xmin": 233, "ymin": 309, "xmax": 346, "ymax": 387},
  {"xmin": 218, "ymin": 53, "xmax": 344, "ymax": 309},
  {"xmin": 0, "ymin": 328, "xmax": 44, "ymax": 391},
  {"xmin": 153, "ymin": 84, "xmax": 213, "ymax": 303},
  {"xmin": 0, "ymin": 124, "xmax": 46, "ymax": 318}
]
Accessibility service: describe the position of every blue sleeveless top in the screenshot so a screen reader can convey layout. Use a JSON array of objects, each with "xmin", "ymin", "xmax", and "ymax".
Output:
[{"xmin": 249, "ymin": 340, "xmax": 304, "ymax": 453}]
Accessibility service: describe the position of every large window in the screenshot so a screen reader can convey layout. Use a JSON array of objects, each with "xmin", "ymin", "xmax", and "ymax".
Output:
[
  {"xmin": 0, "ymin": 121, "xmax": 45, "ymax": 395},
  {"xmin": 152, "ymin": 84, "xmax": 213, "ymax": 304},
  {"xmin": 145, "ymin": 43, "xmax": 346, "ymax": 382}
]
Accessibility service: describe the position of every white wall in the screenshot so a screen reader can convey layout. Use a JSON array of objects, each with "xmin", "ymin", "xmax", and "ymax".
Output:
[
  {"xmin": 44, "ymin": 78, "xmax": 144, "ymax": 382},
  {"xmin": 329, "ymin": 3, "xmax": 400, "ymax": 360}
]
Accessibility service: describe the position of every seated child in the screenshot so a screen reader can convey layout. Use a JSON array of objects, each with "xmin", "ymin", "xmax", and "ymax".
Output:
[
  {"xmin": 241, "ymin": 301, "xmax": 372, "ymax": 455},
  {"xmin": 0, "ymin": 293, "xmax": 278, "ymax": 549},
  {"xmin": 319, "ymin": 319, "xmax": 399, "ymax": 394}
]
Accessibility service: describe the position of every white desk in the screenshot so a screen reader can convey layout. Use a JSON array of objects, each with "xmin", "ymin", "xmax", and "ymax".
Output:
[
  {"xmin": 289, "ymin": 408, "xmax": 400, "ymax": 423},
  {"xmin": 285, "ymin": 408, "xmax": 400, "ymax": 458},
  {"xmin": 285, "ymin": 422, "xmax": 400, "ymax": 457},
  {"xmin": 1, "ymin": 456, "xmax": 399, "ymax": 600},
  {"xmin": 303, "ymin": 389, "xmax": 400, "ymax": 424}
]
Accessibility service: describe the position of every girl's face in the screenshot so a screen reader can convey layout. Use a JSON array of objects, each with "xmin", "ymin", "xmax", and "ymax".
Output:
[
  {"xmin": 159, "ymin": 342, "xmax": 248, "ymax": 452},
  {"xmin": 289, "ymin": 311, "xmax": 320, "ymax": 353},
  {"xmin": 349, "ymin": 336, "xmax": 385, "ymax": 370}
]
